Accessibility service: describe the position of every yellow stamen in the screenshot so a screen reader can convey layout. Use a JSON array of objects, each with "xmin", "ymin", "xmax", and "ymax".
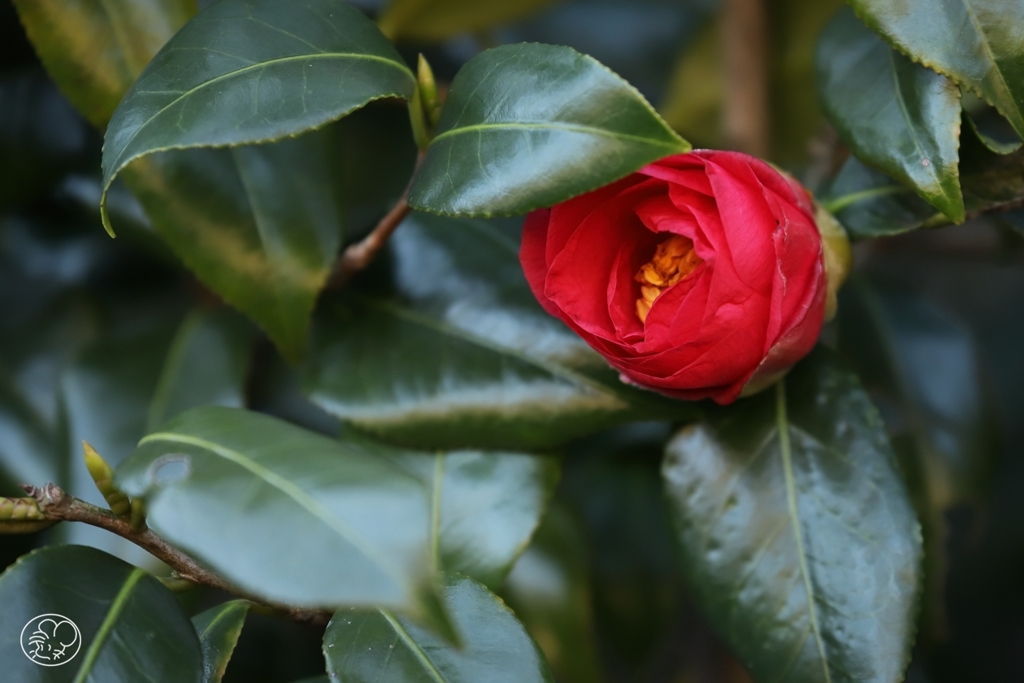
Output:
[{"xmin": 635, "ymin": 235, "xmax": 701, "ymax": 323}]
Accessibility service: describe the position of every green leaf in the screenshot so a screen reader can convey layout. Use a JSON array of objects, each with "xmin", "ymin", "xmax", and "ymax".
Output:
[
  {"xmin": 964, "ymin": 92, "xmax": 1024, "ymax": 155},
  {"xmin": 817, "ymin": 8, "xmax": 964, "ymax": 222},
  {"xmin": 958, "ymin": 120, "xmax": 1024, "ymax": 212},
  {"xmin": 408, "ymin": 43, "xmax": 688, "ymax": 217},
  {"xmin": 323, "ymin": 573, "xmax": 555, "ymax": 683},
  {"xmin": 11, "ymin": 0, "xmax": 196, "ymax": 128},
  {"xmin": 385, "ymin": 446, "xmax": 560, "ymax": 589},
  {"xmin": 823, "ymin": 157, "xmax": 941, "ymax": 239},
  {"xmin": 100, "ymin": 0, "xmax": 417, "ymax": 233},
  {"xmin": 851, "ymin": 0, "xmax": 1024, "ymax": 139},
  {"xmin": 123, "ymin": 129, "xmax": 346, "ymax": 360},
  {"xmin": 0, "ymin": 545, "xmax": 203, "ymax": 682},
  {"xmin": 302, "ymin": 213, "xmax": 696, "ymax": 450},
  {"xmin": 662, "ymin": 349, "xmax": 922, "ymax": 683},
  {"xmin": 378, "ymin": 0, "xmax": 559, "ymax": 42},
  {"xmin": 501, "ymin": 503, "xmax": 605, "ymax": 683},
  {"xmin": 115, "ymin": 406, "xmax": 440, "ymax": 615},
  {"xmin": 193, "ymin": 600, "xmax": 250, "ymax": 683}
]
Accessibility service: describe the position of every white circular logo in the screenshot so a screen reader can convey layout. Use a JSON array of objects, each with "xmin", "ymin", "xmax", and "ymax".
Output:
[{"xmin": 20, "ymin": 614, "xmax": 81, "ymax": 666}]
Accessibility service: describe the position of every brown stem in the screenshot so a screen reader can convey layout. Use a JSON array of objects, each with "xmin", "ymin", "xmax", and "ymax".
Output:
[
  {"xmin": 328, "ymin": 151, "xmax": 426, "ymax": 288},
  {"xmin": 721, "ymin": 0, "xmax": 770, "ymax": 158},
  {"xmin": 22, "ymin": 483, "xmax": 331, "ymax": 625},
  {"xmin": 965, "ymin": 195, "xmax": 1024, "ymax": 222}
]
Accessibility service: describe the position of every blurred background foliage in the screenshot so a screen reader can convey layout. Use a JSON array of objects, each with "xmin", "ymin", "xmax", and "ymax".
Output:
[{"xmin": 2, "ymin": 0, "xmax": 1024, "ymax": 681}]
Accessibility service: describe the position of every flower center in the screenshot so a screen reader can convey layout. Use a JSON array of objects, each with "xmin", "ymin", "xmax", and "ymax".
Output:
[{"xmin": 634, "ymin": 234, "xmax": 701, "ymax": 323}]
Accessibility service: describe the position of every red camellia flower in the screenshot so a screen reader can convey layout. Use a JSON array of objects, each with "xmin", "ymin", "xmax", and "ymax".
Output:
[{"xmin": 520, "ymin": 150, "xmax": 832, "ymax": 405}]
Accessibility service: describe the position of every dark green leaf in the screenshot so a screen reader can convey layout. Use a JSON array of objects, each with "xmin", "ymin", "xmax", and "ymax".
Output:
[
  {"xmin": 193, "ymin": 600, "xmax": 250, "ymax": 683},
  {"xmin": 824, "ymin": 157, "xmax": 941, "ymax": 239},
  {"xmin": 408, "ymin": 43, "xmax": 688, "ymax": 217},
  {"xmin": 964, "ymin": 94, "xmax": 1023, "ymax": 155},
  {"xmin": 501, "ymin": 503, "xmax": 605, "ymax": 683},
  {"xmin": 11, "ymin": 0, "xmax": 196, "ymax": 128},
  {"xmin": 323, "ymin": 574, "xmax": 555, "ymax": 683},
  {"xmin": 378, "ymin": 0, "xmax": 559, "ymax": 42},
  {"xmin": 851, "ymin": 0, "xmax": 1024, "ymax": 138},
  {"xmin": 818, "ymin": 8, "xmax": 964, "ymax": 222},
  {"xmin": 123, "ymin": 130, "xmax": 346, "ymax": 360},
  {"xmin": 302, "ymin": 213, "xmax": 696, "ymax": 450},
  {"xmin": 115, "ymin": 406, "xmax": 440, "ymax": 615},
  {"xmin": 100, "ymin": 0, "xmax": 416, "ymax": 232},
  {"xmin": 0, "ymin": 545, "xmax": 203, "ymax": 682},
  {"xmin": 386, "ymin": 447, "xmax": 560, "ymax": 589},
  {"xmin": 958, "ymin": 121, "xmax": 1024, "ymax": 212},
  {"xmin": 662, "ymin": 349, "xmax": 922, "ymax": 683}
]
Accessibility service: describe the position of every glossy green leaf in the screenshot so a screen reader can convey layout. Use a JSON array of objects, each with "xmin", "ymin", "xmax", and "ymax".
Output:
[
  {"xmin": 379, "ymin": 0, "xmax": 559, "ymax": 41},
  {"xmin": 14, "ymin": 0, "xmax": 349, "ymax": 358},
  {"xmin": 501, "ymin": 503, "xmax": 605, "ymax": 683},
  {"xmin": 959, "ymin": 121, "xmax": 1024, "ymax": 213},
  {"xmin": 385, "ymin": 446, "xmax": 560, "ymax": 588},
  {"xmin": 964, "ymin": 93, "xmax": 1024, "ymax": 154},
  {"xmin": 408, "ymin": 43, "xmax": 688, "ymax": 217},
  {"xmin": 115, "ymin": 406, "xmax": 439, "ymax": 615},
  {"xmin": 123, "ymin": 130, "xmax": 346, "ymax": 360},
  {"xmin": 324, "ymin": 574, "xmax": 555, "ymax": 683},
  {"xmin": 0, "ymin": 545, "xmax": 203, "ymax": 682},
  {"xmin": 662, "ymin": 349, "xmax": 922, "ymax": 683},
  {"xmin": 11, "ymin": 0, "xmax": 196, "ymax": 128},
  {"xmin": 100, "ymin": 0, "xmax": 416, "ymax": 232},
  {"xmin": 193, "ymin": 600, "xmax": 250, "ymax": 683},
  {"xmin": 823, "ymin": 157, "xmax": 941, "ymax": 239},
  {"xmin": 851, "ymin": 0, "xmax": 1024, "ymax": 138},
  {"xmin": 302, "ymin": 213, "xmax": 697, "ymax": 450},
  {"xmin": 818, "ymin": 8, "xmax": 964, "ymax": 222}
]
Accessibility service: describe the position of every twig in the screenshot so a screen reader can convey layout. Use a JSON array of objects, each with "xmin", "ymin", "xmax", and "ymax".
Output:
[
  {"xmin": 328, "ymin": 151, "xmax": 426, "ymax": 288},
  {"xmin": 721, "ymin": 0, "xmax": 770, "ymax": 158},
  {"xmin": 965, "ymin": 195, "xmax": 1024, "ymax": 222},
  {"xmin": 22, "ymin": 483, "xmax": 332, "ymax": 625}
]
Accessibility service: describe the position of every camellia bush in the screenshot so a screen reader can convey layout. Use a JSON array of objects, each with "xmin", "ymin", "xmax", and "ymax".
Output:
[{"xmin": 3, "ymin": 0, "xmax": 1024, "ymax": 681}]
